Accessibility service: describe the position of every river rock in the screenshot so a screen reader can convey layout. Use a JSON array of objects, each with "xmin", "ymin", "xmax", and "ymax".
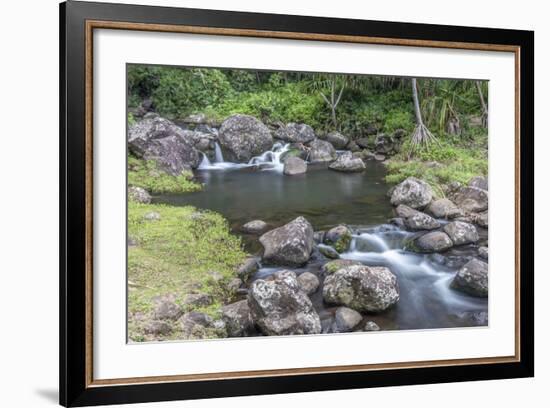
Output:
[
  {"xmin": 374, "ymin": 133, "xmax": 395, "ymax": 155},
  {"xmin": 248, "ymin": 270, "xmax": 321, "ymax": 335},
  {"xmin": 404, "ymin": 212, "xmax": 440, "ymax": 231},
  {"xmin": 222, "ymin": 300, "xmax": 255, "ymax": 337},
  {"xmin": 283, "ymin": 156, "xmax": 307, "ymax": 175},
  {"xmin": 321, "ymin": 259, "xmax": 362, "ymax": 275},
  {"xmin": 326, "ymin": 131, "xmax": 350, "ymax": 149},
  {"xmin": 478, "ymin": 246, "xmax": 489, "ymax": 260},
  {"xmin": 408, "ymin": 231, "xmax": 453, "ymax": 253},
  {"xmin": 323, "ymin": 264, "xmax": 399, "ymax": 312},
  {"xmin": 297, "ymin": 272, "xmax": 320, "ymax": 295},
  {"xmin": 274, "ymin": 123, "xmax": 316, "ymax": 143},
  {"xmin": 182, "ymin": 293, "xmax": 212, "ymax": 308},
  {"xmin": 180, "ymin": 311, "xmax": 215, "ymax": 338},
  {"xmin": 307, "ymin": 139, "xmax": 337, "ymax": 163},
  {"xmin": 313, "ymin": 231, "xmax": 326, "ymax": 244},
  {"xmin": 443, "ymin": 221, "xmax": 479, "ymax": 245},
  {"xmin": 427, "ymin": 198, "xmax": 463, "ymax": 219},
  {"xmin": 474, "ymin": 210, "xmax": 489, "ymax": 228},
  {"xmin": 218, "ymin": 114, "xmax": 273, "ymax": 162},
  {"xmin": 451, "ymin": 258, "xmax": 488, "ymax": 297},
  {"xmin": 144, "ymin": 211, "xmax": 161, "ymax": 221},
  {"xmin": 324, "ymin": 225, "xmax": 353, "ymax": 253},
  {"xmin": 128, "ymin": 186, "xmax": 151, "ymax": 204},
  {"xmin": 390, "ymin": 177, "xmax": 433, "ymax": 209},
  {"xmin": 394, "ymin": 204, "xmax": 419, "ymax": 219},
  {"xmin": 236, "ymin": 257, "xmax": 259, "ymax": 281},
  {"xmin": 469, "ymin": 176, "xmax": 488, "ymax": 191},
  {"xmin": 333, "ymin": 307, "xmax": 363, "ymax": 332},
  {"xmin": 152, "ymin": 295, "xmax": 183, "ymax": 321},
  {"xmin": 450, "ymin": 186, "xmax": 488, "ymax": 213},
  {"xmin": 318, "ymin": 244, "xmax": 340, "ymax": 259},
  {"xmin": 128, "ymin": 116, "xmax": 201, "ymax": 175},
  {"xmin": 242, "ymin": 220, "xmax": 268, "ymax": 234},
  {"xmin": 259, "ymin": 217, "xmax": 314, "ymax": 266},
  {"xmin": 329, "ymin": 152, "xmax": 366, "ymax": 173},
  {"xmin": 144, "ymin": 320, "xmax": 173, "ymax": 336},
  {"xmin": 364, "ymin": 321, "xmax": 381, "ymax": 331},
  {"xmin": 353, "ymin": 149, "xmax": 376, "ymax": 161}
]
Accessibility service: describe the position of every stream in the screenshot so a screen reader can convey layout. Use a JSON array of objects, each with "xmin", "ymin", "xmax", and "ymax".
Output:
[{"xmin": 155, "ymin": 143, "xmax": 488, "ymax": 332}]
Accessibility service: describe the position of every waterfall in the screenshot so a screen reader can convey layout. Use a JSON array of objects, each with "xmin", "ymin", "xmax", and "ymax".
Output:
[
  {"xmin": 214, "ymin": 142, "xmax": 224, "ymax": 163},
  {"xmin": 198, "ymin": 152, "xmax": 212, "ymax": 169}
]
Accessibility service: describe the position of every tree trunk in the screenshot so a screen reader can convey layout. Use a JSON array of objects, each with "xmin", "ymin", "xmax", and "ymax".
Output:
[
  {"xmin": 475, "ymin": 81, "xmax": 488, "ymax": 128},
  {"xmin": 411, "ymin": 78, "xmax": 424, "ymax": 126}
]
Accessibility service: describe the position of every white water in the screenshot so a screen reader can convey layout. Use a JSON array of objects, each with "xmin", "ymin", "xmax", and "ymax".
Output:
[{"xmin": 198, "ymin": 142, "xmax": 291, "ymax": 172}]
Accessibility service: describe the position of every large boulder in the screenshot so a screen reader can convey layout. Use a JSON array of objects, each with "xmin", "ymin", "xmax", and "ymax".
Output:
[
  {"xmin": 274, "ymin": 123, "xmax": 316, "ymax": 143},
  {"xmin": 222, "ymin": 300, "xmax": 255, "ymax": 337},
  {"xmin": 443, "ymin": 221, "xmax": 479, "ymax": 245},
  {"xmin": 404, "ymin": 212, "xmax": 440, "ymax": 231},
  {"xmin": 325, "ymin": 131, "xmax": 350, "ymax": 149},
  {"xmin": 328, "ymin": 152, "xmax": 366, "ymax": 173},
  {"xmin": 128, "ymin": 116, "xmax": 201, "ymax": 175},
  {"xmin": 321, "ymin": 259, "xmax": 362, "ymax": 275},
  {"xmin": 248, "ymin": 270, "xmax": 321, "ymax": 335},
  {"xmin": 451, "ymin": 258, "xmax": 488, "ymax": 297},
  {"xmin": 218, "ymin": 114, "xmax": 273, "ymax": 162},
  {"xmin": 450, "ymin": 186, "xmax": 488, "ymax": 213},
  {"xmin": 283, "ymin": 156, "xmax": 307, "ymax": 175},
  {"xmin": 427, "ymin": 198, "xmax": 463, "ymax": 219},
  {"xmin": 324, "ymin": 225, "xmax": 353, "ymax": 253},
  {"xmin": 259, "ymin": 217, "xmax": 314, "ymax": 266},
  {"xmin": 307, "ymin": 139, "xmax": 337, "ymax": 163},
  {"xmin": 323, "ymin": 264, "xmax": 399, "ymax": 312},
  {"xmin": 390, "ymin": 177, "xmax": 433, "ymax": 209},
  {"xmin": 469, "ymin": 176, "xmax": 488, "ymax": 191},
  {"xmin": 374, "ymin": 133, "xmax": 395, "ymax": 155},
  {"xmin": 407, "ymin": 231, "xmax": 453, "ymax": 253}
]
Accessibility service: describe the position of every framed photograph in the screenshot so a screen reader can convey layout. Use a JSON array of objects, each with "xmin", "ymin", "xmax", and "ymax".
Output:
[{"xmin": 60, "ymin": 1, "xmax": 534, "ymax": 406}]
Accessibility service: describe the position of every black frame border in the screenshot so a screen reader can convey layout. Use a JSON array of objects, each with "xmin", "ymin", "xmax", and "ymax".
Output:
[{"xmin": 60, "ymin": 1, "xmax": 534, "ymax": 406}]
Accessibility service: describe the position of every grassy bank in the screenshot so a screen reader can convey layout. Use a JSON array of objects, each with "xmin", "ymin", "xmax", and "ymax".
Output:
[
  {"xmin": 128, "ymin": 154, "xmax": 202, "ymax": 194},
  {"xmin": 127, "ymin": 202, "xmax": 248, "ymax": 341}
]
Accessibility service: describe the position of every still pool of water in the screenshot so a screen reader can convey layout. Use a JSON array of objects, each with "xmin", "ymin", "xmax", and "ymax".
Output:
[{"xmin": 155, "ymin": 161, "xmax": 488, "ymax": 332}]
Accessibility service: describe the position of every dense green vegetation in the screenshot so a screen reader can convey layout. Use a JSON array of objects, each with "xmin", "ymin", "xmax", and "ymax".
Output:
[
  {"xmin": 128, "ymin": 155, "xmax": 202, "ymax": 194},
  {"xmin": 127, "ymin": 202, "xmax": 247, "ymax": 341}
]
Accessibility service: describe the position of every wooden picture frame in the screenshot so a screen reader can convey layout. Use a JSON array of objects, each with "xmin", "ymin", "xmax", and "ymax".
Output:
[{"xmin": 60, "ymin": 1, "xmax": 534, "ymax": 406}]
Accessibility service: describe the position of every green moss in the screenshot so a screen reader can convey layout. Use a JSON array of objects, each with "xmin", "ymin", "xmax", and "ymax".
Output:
[
  {"xmin": 127, "ymin": 202, "xmax": 248, "ymax": 342},
  {"xmin": 333, "ymin": 233, "xmax": 352, "ymax": 253},
  {"xmin": 128, "ymin": 155, "xmax": 203, "ymax": 194}
]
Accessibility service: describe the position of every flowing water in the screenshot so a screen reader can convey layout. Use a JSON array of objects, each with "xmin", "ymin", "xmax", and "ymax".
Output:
[{"xmin": 156, "ymin": 145, "xmax": 488, "ymax": 332}]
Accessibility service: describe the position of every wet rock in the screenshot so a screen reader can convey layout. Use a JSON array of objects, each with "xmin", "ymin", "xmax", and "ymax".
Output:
[
  {"xmin": 274, "ymin": 123, "xmax": 316, "ymax": 143},
  {"xmin": 144, "ymin": 320, "xmax": 173, "ymax": 336},
  {"xmin": 443, "ymin": 221, "xmax": 479, "ymax": 245},
  {"xmin": 478, "ymin": 246, "xmax": 489, "ymax": 260},
  {"xmin": 144, "ymin": 211, "xmax": 161, "ymax": 221},
  {"xmin": 242, "ymin": 220, "xmax": 268, "ymax": 234},
  {"xmin": 248, "ymin": 270, "xmax": 321, "ymax": 335},
  {"xmin": 329, "ymin": 151, "xmax": 366, "ymax": 173},
  {"xmin": 128, "ymin": 116, "xmax": 201, "ymax": 174},
  {"xmin": 323, "ymin": 264, "xmax": 399, "ymax": 312},
  {"xmin": 307, "ymin": 139, "xmax": 337, "ymax": 163},
  {"xmin": 218, "ymin": 114, "xmax": 273, "ymax": 162},
  {"xmin": 222, "ymin": 300, "xmax": 255, "ymax": 337},
  {"xmin": 259, "ymin": 217, "xmax": 314, "ymax": 266},
  {"xmin": 451, "ymin": 258, "xmax": 488, "ymax": 297},
  {"xmin": 297, "ymin": 272, "xmax": 320, "ymax": 295},
  {"xmin": 321, "ymin": 259, "xmax": 362, "ymax": 275},
  {"xmin": 394, "ymin": 204, "xmax": 420, "ymax": 219},
  {"xmin": 283, "ymin": 156, "xmax": 307, "ymax": 175},
  {"xmin": 364, "ymin": 321, "xmax": 381, "ymax": 331},
  {"xmin": 324, "ymin": 225, "xmax": 353, "ymax": 253},
  {"xmin": 469, "ymin": 176, "xmax": 488, "ymax": 191},
  {"xmin": 374, "ymin": 154, "xmax": 386, "ymax": 161},
  {"xmin": 128, "ymin": 186, "xmax": 151, "ymax": 204},
  {"xmin": 389, "ymin": 217, "xmax": 406, "ymax": 229},
  {"xmin": 313, "ymin": 231, "xmax": 326, "ymax": 244},
  {"xmin": 390, "ymin": 177, "xmax": 433, "ymax": 209},
  {"xmin": 404, "ymin": 212, "xmax": 440, "ymax": 231},
  {"xmin": 236, "ymin": 257, "xmax": 259, "ymax": 281},
  {"xmin": 407, "ymin": 231, "xmax": 453, "ymax": 253},
  {"xmin": 152, "ymin": 295, "xmax": 183, "ymax": 321},
  {"xmin": 427, "ymin": 198, "xmax": 463, "ymax": 219},
  {"xmin": 474, "ymin": 210, "xmax": 489, "ymax": 228},
  {"xmin": 318, "ymin": 244, "xmax": 340, "ymax": 259},
  {"xmin": 333, "ymin": 307, "xmax": 363, "ymax": 332},
  {"xmin": 326, "ymin": 131, "xmax": 350, "ymax": 149},
  {"xmin": 352, "ymin": 149, "xmax": 376, "ymax": 161},
  {"xmin": 450, "ymin": 186, "xmax": 488, "ymax": 213}
]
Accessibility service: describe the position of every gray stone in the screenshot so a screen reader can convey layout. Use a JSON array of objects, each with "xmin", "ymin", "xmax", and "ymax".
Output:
[
  {"xmin": 328, "ymin": 152, "xmax": 366, "ymax": 173},
  {"xmin": 144, "ymin": 320, "xmax": 173, "ymax": 336},
  {"xmin": 242, "ymin": 220, "xmax": 268, "ymax": 234},
  {"xmin": 408, "ymin": 231, "xmax": 453, "ymax": 253},
  {"xmin": 307, "ymin": 139, "xmax": 337, "ymax": 163},
  {"xmin": 443, "ymin": 221, "xmax": 479, "ymax": 245},
  {"xmin": 324, "ymin": 225, "xmax": 353, "ymax": 253},
  {"xmin": 259, "ymin": 217, "xmax": 314, "ymax": 266},
  {"xmin": 297, "ymin": 272, "xmax": 320, "ymax": 295},
  {"xmin": 182, "ymin": 293, "xmax": 213, "ymax": 308},
  {"xmin": 333, "ymin": 307, "xmax": 363, "ymax": 332},
  {"xmin": 222, "ymin": 300, "xmax": 255, "ymax": 337},
  {"xmin": 236, "ymin": 257, "xmax": 260, "ymax": 281},
  {"xmin": 128, "ymin": 186, "xmax": 151, "ymax": 204},
  {"xmin": 478, "ymin": 246, "xmax": 489, "ymax": 260},
  {"xmin": 427, "ymin": 198, "xmax": 463, "ymax": 219},
  {"xmin": 321, "ymin": 259, "xmax": 362, "ymax": 275},
  {"xmin": 450, "ymin": 186, "xmax": 488, "ymax": 213},
  {"xmin": 283, "ymin": 156, "xmax": 307, "ymax": 175},
  {"xmin": 395, "ymin": 204, "xmax": 420, "ymax": 219},
  {"xmin": 326, "ymin": 131, "xmax": 350, "ymax": 149},
  {"xmin": 218, "ymin": 114, "xmax": 273, "ymax": 162},
  {"xmin": 390, "ymin": 177, "xmax": 433, "ymax": 209},
  {"xmin": 274, "ymin": 123, "xmax": 316, "ymax": 143},
  {"xmin": 364, "ymin": 321, "xmax": 381, "ymax": 331},
  {"xmin": 451, "ymin": 258, "xmax": 488, "ymax": 297},
  {"xmin": 404, "ymin": 212, "xmax": 440, "ymax": 231},
  {"xmin": 468, "ymin": 176, "xmax": 488, "ymax": 191},
  {"xmin": 152, "ymin": 295, "xmax": 183, "ymax": 321},
  {"xmin": 318, "ymin": 244, "xmax": 340, "ymax": 259},
  {"xmin": 144, "ymin": 211, "xmax": 161, "ymax": 221}
]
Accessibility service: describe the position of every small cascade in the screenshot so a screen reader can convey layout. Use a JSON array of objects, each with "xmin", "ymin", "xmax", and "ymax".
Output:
[
  {"xmin": 214, "ymin": 142, "xmax": 224, "ymax": 163},
  {"xmin": 198, "ymin": 152, "xmax": 212, "ymax": 169}
]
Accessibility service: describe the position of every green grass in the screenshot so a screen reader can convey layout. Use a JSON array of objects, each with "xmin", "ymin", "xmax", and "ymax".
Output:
[
  {"xmin": 128, "ymin": 155, "xmax": 203, "ymax": 194},
  {"xmin": 385, "ymin": 130, "xmax": 488, "ymax": 197},
  {"xmin": 127, "ymin": 202, "xmax": 248, "ymax": 341}
]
